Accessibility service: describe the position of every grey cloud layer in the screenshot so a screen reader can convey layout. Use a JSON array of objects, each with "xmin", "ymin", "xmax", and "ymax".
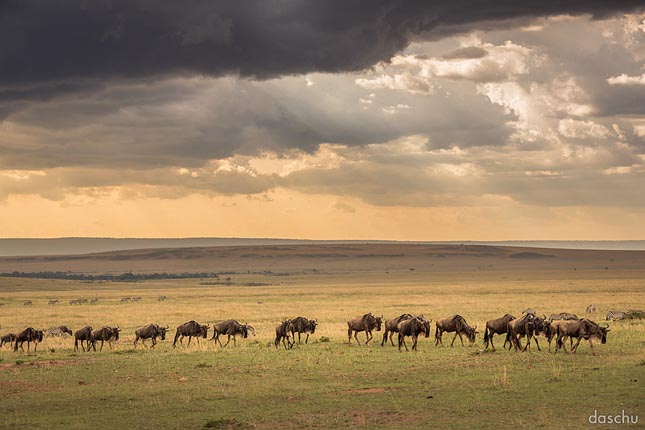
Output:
[{"xmin": 0, "ymin": 0, "xmax": 641, "ymax": 91}]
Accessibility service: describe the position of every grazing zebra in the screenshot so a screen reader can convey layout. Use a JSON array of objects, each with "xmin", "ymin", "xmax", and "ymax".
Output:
[
  {"xmin": 606, "ymin": 310, "xmax": 625, "ymax": 321},
  {"xmin": 585, "ymin": 304, "xmax": 596, "ymax": 314}
]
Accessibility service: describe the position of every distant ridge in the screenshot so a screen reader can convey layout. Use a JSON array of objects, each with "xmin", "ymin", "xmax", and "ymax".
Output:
[{"xmin": 1, "ymin": 237, "xmax": 645, "ymax": 257}]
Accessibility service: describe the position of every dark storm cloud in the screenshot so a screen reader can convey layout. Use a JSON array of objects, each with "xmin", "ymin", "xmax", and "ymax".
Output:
[{"xmin": 0, "ymin": 0, "xmax": 641, "ymax": 90}]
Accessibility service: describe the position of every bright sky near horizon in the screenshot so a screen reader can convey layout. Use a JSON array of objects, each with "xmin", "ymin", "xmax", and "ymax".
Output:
[{"xmin": 1, "ymin": 2, "xmax": 644, "ymax": 240}]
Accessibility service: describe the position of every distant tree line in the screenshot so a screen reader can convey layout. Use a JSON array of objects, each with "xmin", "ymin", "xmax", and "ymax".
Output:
[{"xmin": 0, "ymin": 271, "xmax": 219, "ymax": 281}]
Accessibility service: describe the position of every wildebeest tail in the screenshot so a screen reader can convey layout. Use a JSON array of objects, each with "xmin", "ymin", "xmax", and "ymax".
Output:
[
  {"xmin": 172, "ymin": 329, "xmax": 181, "ymax": 347},
  {"xmin": 483, "ymin": 327, "xmax": 489, "ymax": 343}
]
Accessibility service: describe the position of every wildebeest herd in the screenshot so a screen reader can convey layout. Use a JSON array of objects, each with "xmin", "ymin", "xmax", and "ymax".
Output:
[{"xmin": 0, "ymin": 306, "xmax": 641, "ymax": 355}]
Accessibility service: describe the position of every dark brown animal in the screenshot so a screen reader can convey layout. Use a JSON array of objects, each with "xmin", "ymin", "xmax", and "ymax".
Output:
[
  {"xmin": 555, "ymin": 319, "xmax": 609, "ymax": 355},
  {"xmin": 347, "ymin": 313, "xmax": 383, "ymax": 345},
  {"xmin": 397, "ymin": 316, "xmax": 431, "ymax": 351},
  {"xmin": 89, "ymin": 326, "xmax": 120, "ymax": 352},
  {"xmin": 290, "ymin": 317, "xmax": 317, "ymax": 344},
  {"xmin": 382, "ymin": 314, "xmax": 414, "ymax": 347},
  {"xmin": 134, "ymin": 324, "xmax": 169, "ymax": 348},
  {"xmin": 172, "ymin": 320, "xmax": 209, "ymax": 348},
  {"xmin": 505, "ymin": 313, "xmax": 537, "ymax": 352},
  {"xmin": 211, "ymin": 320, "xmax": 254, "ymax": 347},
  {"xmin": 1, "ymin": 333, "xmax": 17, "ymax": 348},
  {"xmin": 74, "ymin": 326, "xmax": 93, "ymax": 351},
  {"xmin": 13, "ymin": 327, "xmax": 44, "ymax": 352},
  {"xmin": 435, "ymin": 315, "xmax": 477, "ymax": 347},
  {"xmin": 275, "ymin": 320, "xmax": 294, "ymax": 349},
  {"xmin": 483, "ymin": 314, "xmax": 515, "ymax": 351}
]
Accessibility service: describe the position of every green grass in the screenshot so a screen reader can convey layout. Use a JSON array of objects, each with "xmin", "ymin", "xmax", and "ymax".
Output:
[{"xmin": 0, "ymin": 267, "xmax": 644, "ymax": 429}]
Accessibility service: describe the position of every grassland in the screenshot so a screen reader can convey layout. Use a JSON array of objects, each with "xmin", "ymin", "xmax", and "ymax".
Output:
[{"xmin": 0, "ymin": 244, "xmax": 644, "ymax": 429}]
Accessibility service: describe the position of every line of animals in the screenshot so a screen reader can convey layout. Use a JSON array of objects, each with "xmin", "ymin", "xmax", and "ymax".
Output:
[
  {"xmin": 2, "ymin": 296, "xmax": 170, "ymax": 307},
  {"xmin": 3, "ymin": 306, "xmax": 640, "ymax": 355}
]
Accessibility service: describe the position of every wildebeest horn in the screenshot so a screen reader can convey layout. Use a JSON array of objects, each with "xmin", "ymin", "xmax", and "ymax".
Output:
[{"xmin": 542, "ymin": 314, "xmax": 546, "ymax": 320}]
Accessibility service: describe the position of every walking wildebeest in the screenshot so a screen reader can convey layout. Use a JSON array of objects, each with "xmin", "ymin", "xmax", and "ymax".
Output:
[
  {"xmin": 290, "ymin": 316, "xmax": 318, "ymax": 345},
  {"xmin": 48, "ymin": 300, "xmax": 59, "ymax": 306},
  {"xmin": 549, "ymin": 312, "xmax": 579, "ymax": 322},
  {"xmin": 1, "ymin": 333, "xmax": 17, "ymax": 348},
  {"xmin": 483, "ymin": 314, "xmax": 515, "ymax": 351},
  {"xmin": 89, "ymin": 298, "xmax": 98, "ymax": 304},
  {"xmin": 555, "ymin": 319, "xmax": 609, "ymax": 355},
  {"xmin": 211, "ymin": 320, "xmax": 254, "ymax": 347},
  {"xmin": 586, "ymin": 304, "xmax": 596, "ymax": 314},
  {"xmin": 120, "ymin": 297, "xmax": 130, "ymax": 304},
  {"xmin": 69, "ymin": 299, "xmax": 80, "ymax": 305},
  {"xmin": 347, "ymin": 313, "xmax": 383, "ymax": 345},
  {"xmin": 522, "ymin": 308, "xmax": 536, "ymax": 316},
  {"xmin": 13, "ymin": 327, "xmax": 44, "ymax": 352},
  {"xmin": 74, "ymin": 326, "xmax": 93, "ymax": 352},
  {"xmin": 172, "ymin": 320, "xmax": 209, "ymax": 348},
  {"xmin": 505, "ymin": 313, "xmax": 539, "ymax": 352},
  {"xmin": 47, "ymin": 326, "xmax": 73, "ymax": 337},
  {"xmin": 23, "ymin": 301, "xmax": 32, "ymax": 306},
  {"xmin": 435, "ymin": 315, "xmax": 477, "ymax": 347},
  {"xmin": 275, "ymin": 320, "xmax": 294, "ymax": 350},
  {"xmin": 547, "ymin": 319, "xmax": 576, "ymax": 351},
  {"xmin": 134, "ymin": 324, "xmax": 169, "ymax": 348},
  {"xmin": 381, "ymin": 314, "xmax": 414, "ymax": 347},
  {"xmin": 89, "ymin": 326, "xmax": 120, "ymax": 352},
  {"xmin": 397, "ymin": 316, "xmax": 431, "ymax": 351}
]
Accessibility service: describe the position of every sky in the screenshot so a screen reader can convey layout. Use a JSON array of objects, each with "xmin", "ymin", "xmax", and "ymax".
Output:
[{"xmin": 1, "ymin": 1, "xmax": 645, "ymax": 240}]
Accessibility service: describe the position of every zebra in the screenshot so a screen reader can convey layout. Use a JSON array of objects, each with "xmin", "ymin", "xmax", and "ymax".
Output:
[
  {"xmin": 606, "ymin": 310, "xmax": 625, "ymax": 321},
  {"xmin": 585, "ymin": 304, "xmax": 596, "ymax": 314},
  {"xmin": 48, "ymin": 299, "xmax": 59, "ymax": 306}
]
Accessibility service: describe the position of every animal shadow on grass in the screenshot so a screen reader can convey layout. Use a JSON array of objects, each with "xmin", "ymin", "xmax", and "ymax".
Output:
[{"xmin": 203, "ymin": 418, "xmax": 248, "ymax": 429}]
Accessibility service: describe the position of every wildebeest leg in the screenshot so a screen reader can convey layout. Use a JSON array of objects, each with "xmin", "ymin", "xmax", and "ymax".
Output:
[
  {"xmin": 305, "ymin": 333, "xmax": 310, "ymax": 344},
  {"xmin": 365, "ymin": 330, "xmax": 372, "ymax": 345},
  {"xmin": 233, "ymin": 335, "xmax": 237, "ymax": 347},
  {"xmin": 587, "ymin": 339, "xmax": 595, "ymax": 356},
  {"xmin": 571, "ymin": 337, "xmax": 582, "ymax": 354},
  {"xmin": 412, "ymin": 335, "xmax": 418, "ymax": 351},
  {"xmin": 398, "ymin": 333, "xmax": 407, "ymax": 352},
  {"xmin": 223, "ymin": 335, "xmax": 231, "ymax": 347},
  {"xmin": 490, "ymin": 334, "xmax": 496, "ymax": 352},
  {"xmin": 298, "ymin": 332, "xmax": 302, "ymax": 344},
  {"xmin": 353, "ymin": 331, "xmax": 361, "ymax": 345},
  {"xmin": 99, "ymin": 340, "xmax": 105, "ymax": 352},
  {"xmin": 435, "ymin": 329, "xmax": 443, "ymax": 346},
  {"xmin": 533, "ymin": 337, "xmax": 541, "ymax": 351},
  {"xmin": 347, "ymin": 327, "xmax": 353, "ymax": 344}
]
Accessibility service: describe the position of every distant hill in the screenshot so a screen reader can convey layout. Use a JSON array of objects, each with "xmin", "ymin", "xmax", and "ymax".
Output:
[{"xmin": 1, "ymin": 237, "xmax": 644, "ymax": 257}]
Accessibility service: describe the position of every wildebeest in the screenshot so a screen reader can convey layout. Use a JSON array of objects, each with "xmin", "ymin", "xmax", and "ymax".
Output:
[
  {"xmin": 1, "ymin": 333, "xmax": 17, "ymax": 348},
  {"xmin": 23, "ymin": 301, "xmax": 32, "ymax": 306},
  {"xmin": 505, "ymin": 313, "xmax": 539, "ymax": 352},
  {"xmin": 483, "ymin": 314, "xmax": 515, "ymax": 351},
  {"xmin": 347, "ymin": 313, "xmax": 383, "ymax": 345},
  {"xmin": 549, "ymin": 312, "xmax": 579, "ymax": 322},
  {"xmin": 381, "ymin": 314, "xmax": 414, "ymax": 347},
  {"xmin": 46, "ymin": 326, "xmax": 73, "ymax": 337},
  {"xmin": 131, "ymin": 296, "xmax": 142, "ymax": 302},
  {"xmin": 555, "ymin": 319, "xmax": 609, "ymax": 355},
  {"xmin": 134, "ymin": 324, "xmax": 169, "ymax": 348},
  {"xmin": 13, "ymin": 327, "xmax": 44, "ymax": 352},
  {"xmin": 120, "ymin": 297, "xmax": 130, "ymax": 304},
  {"xmin": 435, "ymin": 315, "xmax": 477, "ymax": 347},
  {"xmin": 397, "ymin": 316, "xmax": 431, "ymax": 351},
  {"xmin": 210, "ymin": 320, "xmax": 254, "ymax": 347},
  {"xmin": 172, "ymin": 320, "xmax": 209, "ymax": 348},
  {"xmin": 74, "ymin": 326, "xmax": 93, "ymax": 352},
  {"xmin": 274, "ymin": 320, "xmax": 294, "ymax": 350},
  {"xmin": 522, "ymin": 308, "xmax": 536, "ymax": 315},
  {"xmin": 586, "ymin": 304, "xmax": 596, "ymax": 313},
  {"xmin": 290, "ymin": 316, "xmax": 318, "ymax": 345},
  {"xmin": 48, "ymin": 299, "xmax": 59, "ymax": 306},
  {"xmin": 88, "ymin": 326, "xmax": 120, "ymax": 352},
  {"xmin": 89, "ymin": 298, "xmax": 98, "ymax": 304},
  {"xmin": 625, "ymin": 309, "xmax": 645, "ymax": 320},
  {"xmin": 158, "ymin": 295, "xmax": 168, "ymax": 301}
]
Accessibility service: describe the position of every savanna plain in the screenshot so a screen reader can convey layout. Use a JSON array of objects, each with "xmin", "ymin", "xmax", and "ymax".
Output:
[{"xmin": 0, "ymin": 244, "xmax": 643, "ymax": 430}]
